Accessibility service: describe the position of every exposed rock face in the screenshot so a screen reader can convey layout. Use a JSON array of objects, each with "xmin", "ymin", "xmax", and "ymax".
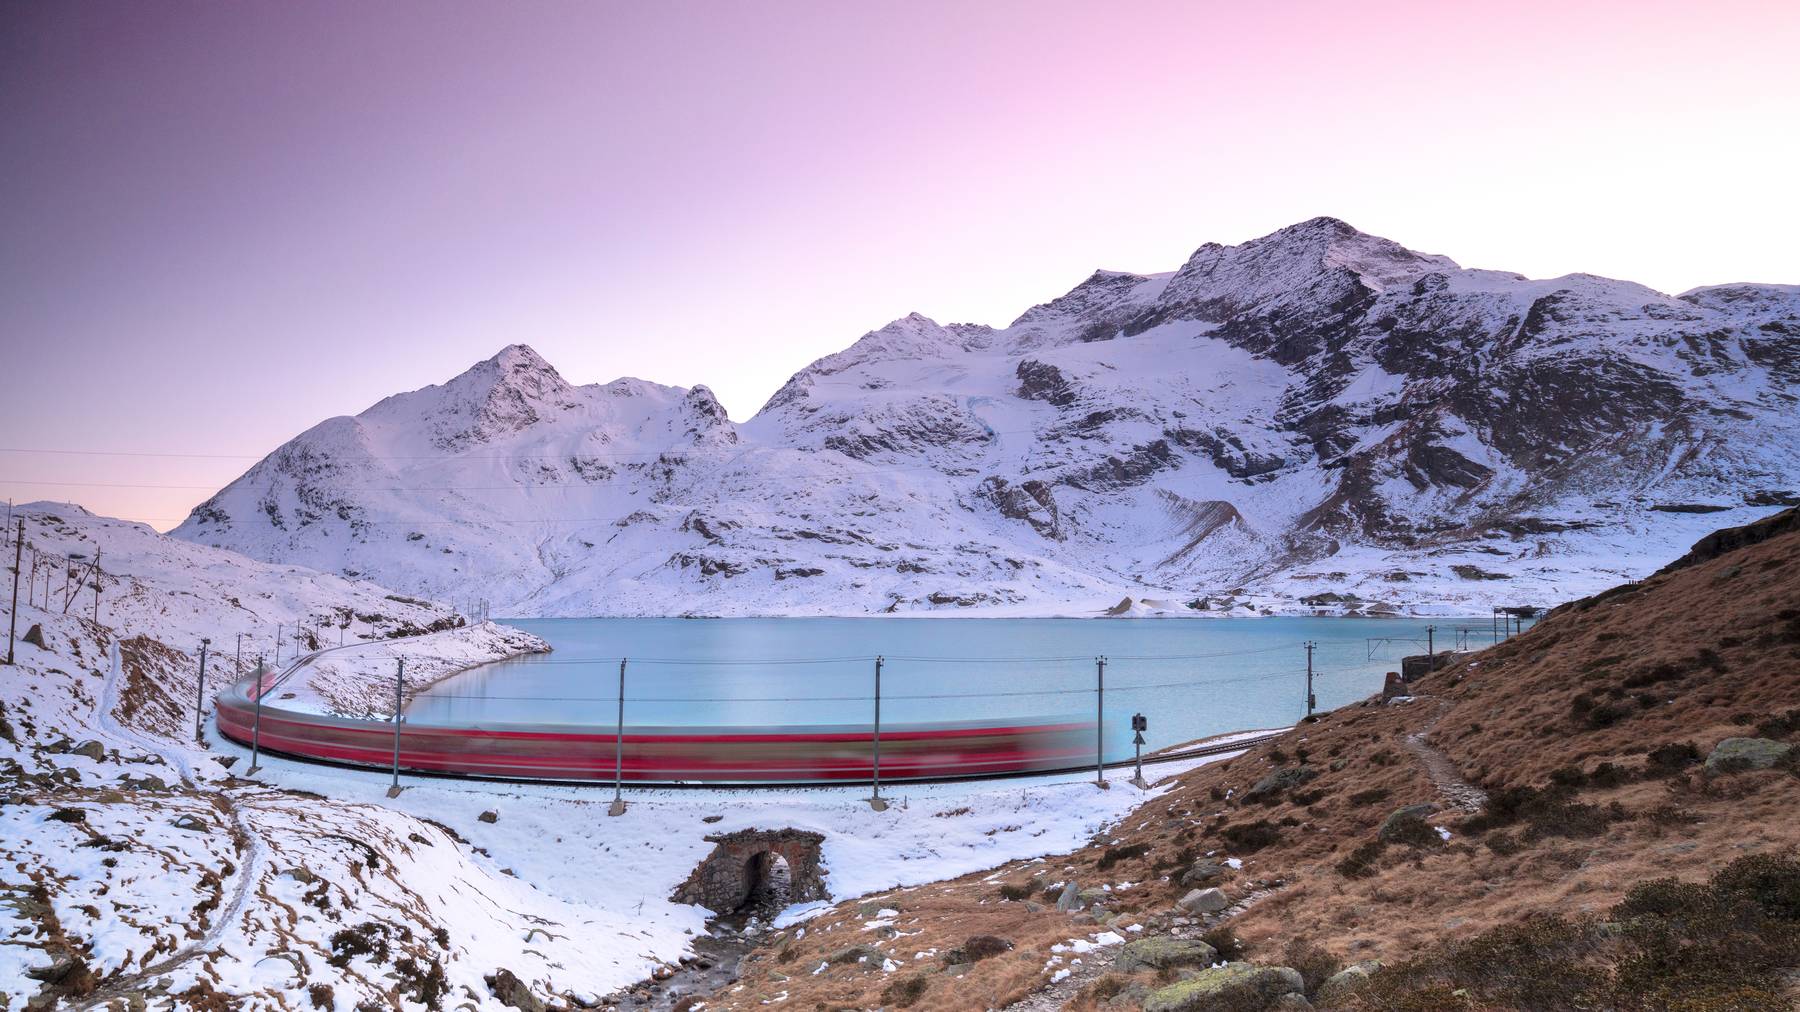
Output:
[{"xmin": 172, "ymin": 219, "xmax": 1800, "ymax": 617}]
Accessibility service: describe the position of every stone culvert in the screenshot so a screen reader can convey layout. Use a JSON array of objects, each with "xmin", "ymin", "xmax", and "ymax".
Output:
[{"xmin": 672, "ymin": 829, "xmax": 827, "ymax": 914}]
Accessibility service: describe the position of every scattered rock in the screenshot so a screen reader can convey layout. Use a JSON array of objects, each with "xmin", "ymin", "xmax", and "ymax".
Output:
[
  {"xmin": 827, "ymin": 944, "xmax": 885, "ymax": 967},
  {"xmin": 171, "ymin": 814, "xmax": 209, "ymax": 832},
  {"xmin": 1244, "ymin": 766, "xmax": 1317, "ymax": 801},
  {"xmin": 1055, "ymin": 881, "xmax": 1081, "ymax": 912},
  {"xmin": 118, "ymin": 774, "xmax": 168, "ymax": 791},
  {"xmin": 1378, "ymin": 804, "xmax": 1440, "ymax": 843},
  {"xmin": 485, "ymin": 968, "xmax": 545, "ymax": 1012},
  {"xmin": 702, "ymin": 815, "xmax": 723, "ymax": 824},
  {"xmin": 1704, "ymin": 737, "xmax": 1794, "ymax": 773},
  {"xmin": 1143, "ymin": 963, "xmax": 1304, "ymax": 1012},
  {"xmin": 1316, "ymin": 960, "xmax": 1382, "ymax": 1005},
  {"xmin": 214, "ymin": 756, "xmax": 237, "ymax": 770},
  {"xmin": 1115, "ymin": 936, "xmax": 1218, "ymax": 973},
  {"xmin": 21, "ymin": 624, "xmax": 45, "ymax": 649},
  {"xmin": 1179, "ymin": 860, "xmax": 1227, "ymax": 887},
  {"xmin": 479, "ymin": 810, "xmax": 499, "ymax": 823},
  {"xmin": 1177, "ymin": 887, "xmax": 1229, "ymax": 914}
]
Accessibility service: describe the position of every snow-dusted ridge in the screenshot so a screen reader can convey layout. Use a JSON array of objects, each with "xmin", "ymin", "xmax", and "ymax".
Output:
[{"xmin": 172, "ymin": 217, "xmax": 1800, "ymax": 616}]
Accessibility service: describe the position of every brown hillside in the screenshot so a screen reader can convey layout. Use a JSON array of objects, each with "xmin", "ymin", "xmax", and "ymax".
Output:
[{"xmin": 712, "ymin": 508, "xmax": 1800, "ymax": 1011}]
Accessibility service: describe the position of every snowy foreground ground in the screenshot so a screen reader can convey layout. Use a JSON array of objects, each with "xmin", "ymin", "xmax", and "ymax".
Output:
[{"xmin": 0, "ymin": 503, "xmax": 1248, "ymax": 1009}]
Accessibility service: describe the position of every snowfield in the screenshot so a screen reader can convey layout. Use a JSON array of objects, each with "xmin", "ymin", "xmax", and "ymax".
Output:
[
  {"xmin": 169, "ymin": 218, "xmax": 1800, "ymax": 618},
  {"xmin": 0, "ymin": 504, "xmax": 1238, "ymax": 1010}
]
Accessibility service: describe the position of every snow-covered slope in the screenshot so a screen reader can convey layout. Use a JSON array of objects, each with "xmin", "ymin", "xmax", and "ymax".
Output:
[
  {"xmin": 173, "ymin": 218, "xmax": 1800, "ymax": 616},
  {"xmin": 0, "ymin": 503, "xmax": 1236, "ymax": 1008}
]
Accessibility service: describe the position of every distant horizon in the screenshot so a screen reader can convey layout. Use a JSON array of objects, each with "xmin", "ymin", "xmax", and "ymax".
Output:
[{"xmin": 4, "ymin": 0, "xmax": 1797, "ymax": 527}]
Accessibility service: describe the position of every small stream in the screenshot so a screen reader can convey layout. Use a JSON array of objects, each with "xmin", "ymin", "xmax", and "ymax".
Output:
[{"xmin": 601, "ymin": 857, "xmax": 793, "ymax": 1009}]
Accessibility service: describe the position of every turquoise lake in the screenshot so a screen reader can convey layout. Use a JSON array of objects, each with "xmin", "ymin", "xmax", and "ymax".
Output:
[{"xmin": 407, "ymin": 617, "xmax": 1523, "ymax": 762}]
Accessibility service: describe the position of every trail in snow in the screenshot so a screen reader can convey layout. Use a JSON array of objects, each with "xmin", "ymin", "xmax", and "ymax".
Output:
[{"xmin": 72, "ymin": 640, "xmax": 272, "ymax": 1009}]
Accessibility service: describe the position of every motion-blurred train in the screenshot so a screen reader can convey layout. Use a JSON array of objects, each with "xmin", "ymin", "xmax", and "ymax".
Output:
[{"xmin": 215, "ymin": 671, "xmax": 1093, "ymax": 785}]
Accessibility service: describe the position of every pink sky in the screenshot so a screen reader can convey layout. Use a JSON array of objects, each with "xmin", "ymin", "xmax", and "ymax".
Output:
[{"xmin": 2, "ymin": 0, "xmax": 1797, "ymax": 528}]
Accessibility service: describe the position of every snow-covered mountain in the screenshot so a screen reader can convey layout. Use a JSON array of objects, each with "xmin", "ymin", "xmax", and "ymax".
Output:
[{"xmin": 172, "ymin": 217, "xmax": 1800, "ymax": 616}]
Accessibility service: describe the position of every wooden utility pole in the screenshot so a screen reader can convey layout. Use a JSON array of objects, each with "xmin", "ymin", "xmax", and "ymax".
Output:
[{"xmin": 6, "ymin": 520, "xmax": 21, "ymax": 664}]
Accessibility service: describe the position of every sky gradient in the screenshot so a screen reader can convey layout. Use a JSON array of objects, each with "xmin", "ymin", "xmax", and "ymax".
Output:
[{"xmin": 3, "ymin": 0, "xmax": 1797, "ymax": 529}]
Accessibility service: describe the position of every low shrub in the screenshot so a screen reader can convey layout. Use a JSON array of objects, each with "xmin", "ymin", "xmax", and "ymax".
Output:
[
  {"xmin": 1096, "ymin": 842, "xmax": 1150, "ymax": 871},
  {"xmin": 1336, "ymin": 840, "xmax": 1386, "ymax": 879},
  {"xmin": 1220, "ymin": 820, "xmax": 1280, "ymax": 853},
  {"xmin": 880, "ymin": 976, "xmax": 930, "ymax": 1008},
  {"xmin": 1199, "ymin": 925, "xmax": 1245, "ymax": 962},
  {"xmin": 1283, "ymin": 937, "xmax": 1341, "ymax": 994}
]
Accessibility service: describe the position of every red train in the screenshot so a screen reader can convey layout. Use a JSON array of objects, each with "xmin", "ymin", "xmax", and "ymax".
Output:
[{"xmin": 214, "ymin": 672, "xmax": 1093, "ymax": 785}]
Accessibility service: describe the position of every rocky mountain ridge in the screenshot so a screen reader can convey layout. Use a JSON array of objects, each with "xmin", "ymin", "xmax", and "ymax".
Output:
[{"xmin": 173, "ymin": 217, "xmax": 1800, "ymax": 616}]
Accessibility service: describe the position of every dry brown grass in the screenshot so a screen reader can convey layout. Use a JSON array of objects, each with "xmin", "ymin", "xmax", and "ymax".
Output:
[{"xmin": 710, "ymin": 510, "xmax": 1800, "ymax": 1010}]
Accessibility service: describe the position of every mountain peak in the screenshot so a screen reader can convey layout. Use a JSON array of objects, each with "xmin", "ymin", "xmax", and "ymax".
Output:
[{"xmin": 487, "ymin": 342, "xmax": 553, "ymax": 370}]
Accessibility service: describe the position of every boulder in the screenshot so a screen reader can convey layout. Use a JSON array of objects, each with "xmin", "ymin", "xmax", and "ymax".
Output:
[
  {"xmin": 1143, "ymin": 963, "xmax": 1304, "ymax": 1012},
  {"xmin": 171, "ymin": 814, "xmax": 209, "ymax": 832},
  {"xmin": 1055, "ymin": 881, "xmax": 1080, "ymax": 912},
  {"xmin": 1272, "ymin": 995, "xmax": 1314, "ymax": 1010},
  {"xmin": 1244, "ymin": 766, "xmax": 1317, "ymax": 802},
  {"xmin": 478, "ymin": 810, "xmax": 499, "ymax": 823},
  {"xmin": 70, "ymin": 740, "xmax": 105, "ymax": 762},
  {"xmin": 1704, "ymin": 737, "xmax": 1794, "ymax": 773},
  {"xmin": 21, "ymin": 624, "xmax": 45, "ymax": 649},
  {"xmin": 1177, "ymin": 887, "xmax": 1229, "ymax": 914},
  {"xmin": 485, "ymin": 969, "xmax": 546, "ymax": 1012},
  {"xmin": 827, "ymin": 944, "xmax": 885, "ymax": 966},
  {"xmin": 1180, "ymin": 860, "xmax": 1227, "ymax": 887},
  {"xmin": 1316, "ymin": 960, "xmax": 1382, "ymax": 1005},
  {"xmin": 1115, "ymin": 936, "xmax": 1218, "ymax": 973},
  {"xmin": 1378, "ymin": 804, "xmax": 1440, "ymax": 843}
]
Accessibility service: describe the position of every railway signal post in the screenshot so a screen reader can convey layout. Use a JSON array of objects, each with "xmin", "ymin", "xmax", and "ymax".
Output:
[
  {"xmin": 1304, "ymin": 641, "xmax": 1316, "ymax": 717},
  {"xmin": 1130, "ymin": 713, "xmax": 1148, "ymax": 789}
]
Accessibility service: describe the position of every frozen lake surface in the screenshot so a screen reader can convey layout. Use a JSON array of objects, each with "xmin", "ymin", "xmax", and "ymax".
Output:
[{"xmin": 408, "ymin": 616, "xmax": 1510, "ymax": 761}]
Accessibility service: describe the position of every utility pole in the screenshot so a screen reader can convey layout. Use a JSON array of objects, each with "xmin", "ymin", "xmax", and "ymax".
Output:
[
  {"xmin": 274, "ymin": 625, "xmax": 282, "ymax": 668},
  {"xmin": 868, "ymin": 655, "xmax": 887, "ymax": 812},
  {"xmin": 609, "ymin": 659, "xmax": 628, "ymax": 816},
  {"xmin": 387, "ymin": 658, "xmax": 405, "ymax": 797},
  {"xmin": 1094, "ymin": 656, "xmax": 1109, "ymax": 789},
  {"xmin": 6, "ymin": 520, "xmax": 21, "ymax": 664},
  {"xmin": 1305, "ymin": 641, "xmax": 1316, "ymax": 716},
  {"xmin": 236, "ymin": 633, "xmax": 243, "ymax": 677},
  {"xmin": 249, "ymin": 654, "xmax": 265, "ymax": 775},
  {"xmin": 194, "ymin": 638, "xmax": 211, "ymax": 743},
  {"xmin": 90, "ymin": 551, "xmax": 101, "ymax": 626},
  {"xmin": 1426, "ymin": 625, "xmax": 1436, "ymax": 668}
]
